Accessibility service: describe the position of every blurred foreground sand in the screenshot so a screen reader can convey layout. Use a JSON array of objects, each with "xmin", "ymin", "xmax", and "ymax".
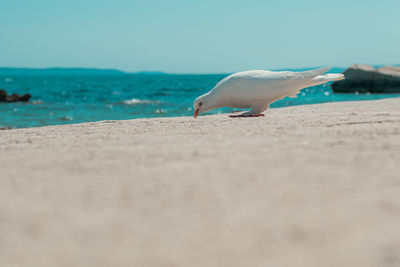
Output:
[{"xmin": 1, "ymin": 98, "xmax": 400, "ymax": 267}]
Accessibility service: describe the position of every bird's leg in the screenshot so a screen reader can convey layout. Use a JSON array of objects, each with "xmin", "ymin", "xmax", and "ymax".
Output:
[
  {"xmin": 229, "ymin": 105, "xmax": 268, "ymax": 118},
  {"xmin": 229, "ymin": 113, "xmax": 265, "ymax": 118}
]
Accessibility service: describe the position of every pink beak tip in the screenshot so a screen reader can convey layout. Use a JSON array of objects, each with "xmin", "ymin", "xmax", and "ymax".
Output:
[{"xmin": 193, "ymin": 109, "xmax": 199, "ymax": 118}]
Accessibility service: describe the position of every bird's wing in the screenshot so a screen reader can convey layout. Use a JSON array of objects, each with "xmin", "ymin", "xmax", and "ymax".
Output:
[
  {"xmin": 215, "ymin": 67, "xmax": 331, "ymax": 93},
  {"xmin": 266, "ymin": 67, "xmax": 331, "ymax": 96},
  {"xmin": 261, "ymin": 66, "xmax": 330, "ymax": 87},
  {"xmin": 277, "ymin": 67, "xmax": 333, "ymax": 99},
  {"xmin": 272, "ymin": 67, "xmax": 331, "ymax": 88}
]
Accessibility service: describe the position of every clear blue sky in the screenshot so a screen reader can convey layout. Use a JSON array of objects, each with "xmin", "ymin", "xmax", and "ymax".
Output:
[{"xmin": 1, "ymin": 0, "xmax": 399, "ymax": 73}]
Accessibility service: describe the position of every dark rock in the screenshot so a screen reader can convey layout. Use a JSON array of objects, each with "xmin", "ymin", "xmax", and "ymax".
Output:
[
  {"xmin": 0, "ymin": 126, "xmax": 13, "ymax": 130},
  {"xmin": 0, "ymin": 89, "xmax": 31, "ymax": 102},
  {"xmin": 331, "ymin": 64, "xmax": 400, "ymax": 93}
]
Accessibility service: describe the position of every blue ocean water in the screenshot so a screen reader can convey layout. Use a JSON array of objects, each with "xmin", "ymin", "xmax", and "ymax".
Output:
[{"xmin": 1, "ymin": 71, "xmax": 400, "ymax": 129}]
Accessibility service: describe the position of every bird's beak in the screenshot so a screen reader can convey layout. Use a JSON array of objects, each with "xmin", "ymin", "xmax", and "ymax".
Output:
[{"xmin": 193, "ymin": 108, "xmax": 199, "ymax": 118}]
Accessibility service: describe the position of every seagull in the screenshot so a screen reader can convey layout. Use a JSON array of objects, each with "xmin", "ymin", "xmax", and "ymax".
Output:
[{"xmin": 193, "ymin": 66, "xmax": 344, "ymax": 118}]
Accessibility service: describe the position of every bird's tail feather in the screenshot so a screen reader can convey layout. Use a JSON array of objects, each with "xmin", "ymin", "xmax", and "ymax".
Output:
[
  {"xmin": 307, "ymin": 73, "xmax": 345, "ymax": 87},
  {"xmin": 286, "ymin": 72, "xmax": 344, "ymax": 98}
]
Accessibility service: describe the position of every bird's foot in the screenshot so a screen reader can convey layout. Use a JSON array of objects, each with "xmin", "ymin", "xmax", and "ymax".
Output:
[{"xmin": 229, "ymin": 113, "xmax": 265, "ymax": 118}]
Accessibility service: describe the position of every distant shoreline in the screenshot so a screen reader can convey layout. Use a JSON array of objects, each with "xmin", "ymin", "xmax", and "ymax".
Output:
[{"xmin": 0, "ymin": 67, "xmax": 168, "ymax": 76}]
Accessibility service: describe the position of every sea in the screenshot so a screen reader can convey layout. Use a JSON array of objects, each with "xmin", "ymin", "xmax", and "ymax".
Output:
[{"xmin": 1, "ymin": 69, "xmax": 400, "ymax": 129}]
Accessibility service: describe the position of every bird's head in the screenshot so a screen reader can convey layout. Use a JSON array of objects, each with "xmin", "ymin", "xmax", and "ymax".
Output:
[{"xmin": 193, "ymin": 93, "xmax": 214, "ymax": 118}]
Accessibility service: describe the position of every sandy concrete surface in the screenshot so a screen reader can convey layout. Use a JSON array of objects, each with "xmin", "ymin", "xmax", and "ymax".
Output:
[{"xmin": 1, "ymin": 98, "xmax": 400, "ymax": 267}]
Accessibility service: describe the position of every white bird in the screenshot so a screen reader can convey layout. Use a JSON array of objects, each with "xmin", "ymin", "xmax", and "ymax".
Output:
[{"xmin": 193, "ymin": 67, "xmax": 344, "ymax": 118}]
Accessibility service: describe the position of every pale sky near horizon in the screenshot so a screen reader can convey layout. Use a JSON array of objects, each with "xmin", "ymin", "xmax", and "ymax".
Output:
[{"xmin": 1, "ymin": 0, "xmax": 399, "ymax": 73}]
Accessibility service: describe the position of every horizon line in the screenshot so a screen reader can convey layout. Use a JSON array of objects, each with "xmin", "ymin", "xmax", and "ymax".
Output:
[
  {"xmin": 0, "ymin": 65, "xmax": 348, "ymax": 75},
  {"xmin": 0, "ymin": 64, "xmax": 398, "ymax": 75}
]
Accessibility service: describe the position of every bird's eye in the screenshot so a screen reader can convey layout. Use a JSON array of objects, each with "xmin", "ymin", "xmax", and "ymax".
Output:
[{"xmin": 199, "ymin": 102, "xmax": 203, "ymax": 107}]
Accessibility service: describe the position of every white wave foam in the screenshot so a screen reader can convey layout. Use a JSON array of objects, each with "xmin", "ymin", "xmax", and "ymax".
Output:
[{"xmin": 122, "ymin": 98, "xmax": 158, "ymax": 105}]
